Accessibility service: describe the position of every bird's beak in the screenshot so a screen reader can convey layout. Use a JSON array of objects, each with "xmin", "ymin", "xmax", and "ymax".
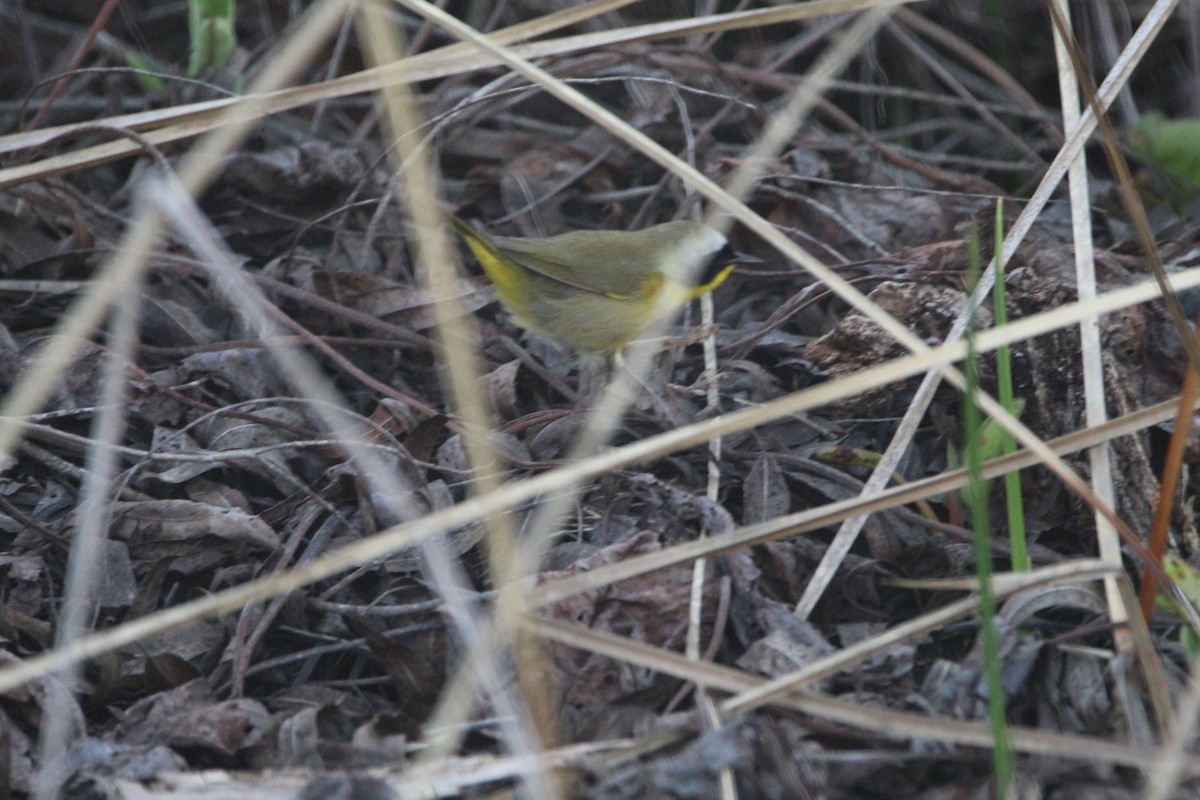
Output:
[{"xmin": 726, "ymin": 251, "xmax": 762, "ymax": 267}]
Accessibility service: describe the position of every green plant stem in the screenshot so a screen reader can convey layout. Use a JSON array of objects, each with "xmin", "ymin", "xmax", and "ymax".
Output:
[
  {"xmin": 965, "ymin": 225, "xmax": 1013, "ymax": 797},
  {"xmin": 992, "ymin": 201, "xmax": 1028, "ymax": 571}
]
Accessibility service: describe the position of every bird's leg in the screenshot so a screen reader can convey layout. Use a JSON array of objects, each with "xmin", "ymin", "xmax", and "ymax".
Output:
[
  {"xmin": 613, "ymin": 350, "xmax": 690, "ymax": 428},
  {"xmin": 576, "ymin": 357, "xmax": 609, "ymax": 401}
]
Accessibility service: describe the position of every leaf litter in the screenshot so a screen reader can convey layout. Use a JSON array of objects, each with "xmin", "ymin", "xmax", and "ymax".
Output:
[{"xmin": 1, "ymin": 3, "xmax": 1200, "ymax": 798}]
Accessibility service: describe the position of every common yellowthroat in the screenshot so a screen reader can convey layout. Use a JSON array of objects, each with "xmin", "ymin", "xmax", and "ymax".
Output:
[{"xmin": 449, "ymin": 215, "xmax": 746, "ymax": 360}]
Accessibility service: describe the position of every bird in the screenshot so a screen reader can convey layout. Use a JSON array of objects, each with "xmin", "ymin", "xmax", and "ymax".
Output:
[{"xmin": 447, "ymin": 214, "xmax": 747, "ymax": 362}]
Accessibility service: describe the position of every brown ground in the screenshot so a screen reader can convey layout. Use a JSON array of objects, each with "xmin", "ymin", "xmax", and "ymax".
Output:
[{"xmin": 2, "ymin": 2, "xmax": 1200, "ymax": 798}]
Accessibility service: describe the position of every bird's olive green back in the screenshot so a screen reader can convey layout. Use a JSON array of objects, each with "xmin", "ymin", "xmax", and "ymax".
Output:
[{"xmin": 487, "ymin": 225, "xmax": 693, "ymax": 299}]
